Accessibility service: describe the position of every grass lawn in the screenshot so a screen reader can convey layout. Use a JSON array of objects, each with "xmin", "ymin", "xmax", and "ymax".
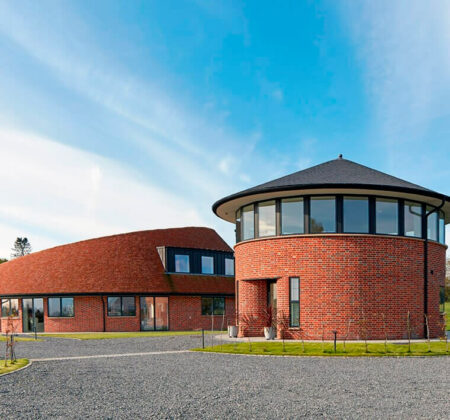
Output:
[
  {"xmin": 0, "ymin": 335, "xmax": 42, "ymax": 342},
  {"xmin": 193, "ymin": 341, "xmax": 450, "ymax": 357},
  {"xmin": 0, "ymin": 359, "xmax": 29, "ymax": 375},
  {"xmin": 446, "ymin": 303, "xmax": 450, "ymax": 331},
  {"xmin": 38, "ymin": 330, "xmax": 224, "ymax": 340}
]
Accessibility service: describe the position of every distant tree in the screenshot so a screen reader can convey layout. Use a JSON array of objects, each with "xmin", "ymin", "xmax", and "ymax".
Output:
[
  {"xmin": 0, "ymin": 258, "xmax": 7, "ymax": 264},
  {"xmin": 11, "ymin": 237, "xmax": 32, "ymax": 258}
]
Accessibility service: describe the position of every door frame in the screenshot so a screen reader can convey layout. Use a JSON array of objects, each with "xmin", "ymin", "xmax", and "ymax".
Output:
[{"xmin": 22, "ymin": 297, "xmax": 44, "ymax": 333}]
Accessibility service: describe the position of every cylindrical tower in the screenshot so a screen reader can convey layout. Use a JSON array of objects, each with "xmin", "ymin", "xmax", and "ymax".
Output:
[{"xmin": 213, "ymin": 156, "xmax": 449, "ymax": 339}]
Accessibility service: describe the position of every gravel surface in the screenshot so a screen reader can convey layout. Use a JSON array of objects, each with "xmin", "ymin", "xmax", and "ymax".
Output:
[{"xmin": 1, "ymin": 337, "xmax": 449, "ymax": 419}]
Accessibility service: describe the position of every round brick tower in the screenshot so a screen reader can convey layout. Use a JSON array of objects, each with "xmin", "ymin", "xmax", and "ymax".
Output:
[{"xmin": 213, "ymin": 156, "xmax": 449, "ymax": 340}]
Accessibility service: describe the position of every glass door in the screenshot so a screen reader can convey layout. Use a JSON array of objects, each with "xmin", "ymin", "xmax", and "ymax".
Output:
[
  {"xmin": 140, "ymin": 297, "xmax": 169, "ymax": 331},
  {"xmin": 22, "ymin": 298, "xmax": 44, "ymax": 333}
]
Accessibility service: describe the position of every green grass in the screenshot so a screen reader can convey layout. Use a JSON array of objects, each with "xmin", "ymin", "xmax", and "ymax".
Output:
[
  {"xmin": 38, "ymin": 330, "xmax": 224, "ymax": 340},
  {"xmin": 0, "ymin": 335, "xmax": 42, "ymax": 342},
  {"xmin": 446, "ymin": 303, "xmax": 450, "ymax": 331},
  {"xmin": 193, "ymin": 341, "xmax": 450, "ymax": 357},
  {"xmin": 0, "ymin": 358, "xmax": 29, "ymax": 374}
]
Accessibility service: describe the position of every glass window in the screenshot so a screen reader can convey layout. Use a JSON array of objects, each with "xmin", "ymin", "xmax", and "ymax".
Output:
[
  {"xmin": 440, "ymin": 286, "xmax": 445, "ymax": 313},
  {"xmin": 439, "ymin": 211, "xmax": 445, "ymax": 245},
  {"xmin": 310, "ymin": 196, "xmax": 336, "ymax": 233},
  {"xmin": 107, "ymin": 297, "xmax": 122, "ymax": 316},
  {"xmin": 235, "ymin": 209, "xmax": 241, "ymax": 242},
  {"xmin": 1, "ymin": 299, "xmax": 19, "ymax": 318},
  {"xmin": 376, "ymin": 198, "xmax": 398, "ymax": 235},
  {"xmin": 175, "ymin": 254, "xmax": 190, "ymax": 273},
  {"xmin": 201, "ymin": 297, "xmax": 225, "ymax": 315},
  {"xmin": 343, "ymin": 197, "xmax": 369, "ymax": 233},
  {"xmin": 48, "ymin": 297, "xmax": 74, "ymax": 317},
  {"xmin": 225, "ymin": 258, "xmax": 234, "ymax": 276},
  {"xmin": 155, "ymin": 297, "xmax": 168, "ymax": 330},
  {"xmin": 122, "ymin": 297, "xmax": 136, "ymax": 316},
  {"xmin": 404, "ymin": 201, "xmax": 422, "ymax": 238},
  {"xmin": 213, "ymin": 297, "xmax": 225, "ymax": 315},
  {"xmin": 258, "ymin": 200, "xmax": 276, "ymax": 237},
  {"xmin": 427, "ymin": 207, "xmax": 438, "ymax": 241},
  {"xmin": 242, "ymin": 205, "xmax": 255, "ymax": 240},
  {"xmin": 281, "ymin": 198, "xmax": 304, "ymax": 234},
  {"xmin": 290, "ymin": 278, "xmax": 300, "ymax": 327},
  {"xmin": 201, "ymin": 256, "xmax": 214, "ymax": 274},
  {"xmin": 61, "ymin": 298, "xmax": 74, "ymax": 317}
]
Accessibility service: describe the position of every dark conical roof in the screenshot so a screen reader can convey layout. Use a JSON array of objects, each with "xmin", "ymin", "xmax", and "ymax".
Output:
[
  {"xmin": 239, "ymin": 157, "xmax": 433, "ymax": 195},
  {"xmin": 213, "ymin": 156, "xmax": 450, "ymax": 222}
]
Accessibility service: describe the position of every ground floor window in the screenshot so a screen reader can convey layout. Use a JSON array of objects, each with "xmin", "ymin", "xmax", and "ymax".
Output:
[
  {"xmin": 1, "ymin": 298, "xmax": 19, "ymax": 317},
  {"xmin": 289, "ymin": 277, "xmax": 300, "ymax": 327},
  {"xmin": 107, "ymin": 296, "xmax": 136, "ymax": 316},
  {"xmin": 201, "ymin": 297, "xmax": 225, "ymax": 315},
  {"xmin": 140, "ymin": 297, "xmax": 168, "ymax": 331},
  {"xmin": 48, "ymin": 297, "xmax": 74, "ymax": 317},
  {"xmin": 440, "ymin": 286, "xmax": 446, "ymax": 313}
]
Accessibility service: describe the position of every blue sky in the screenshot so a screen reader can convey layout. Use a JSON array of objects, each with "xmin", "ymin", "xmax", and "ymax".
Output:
[{"xmin": 0, "ymin": 0, "xmax": 449, "ymax": 257}]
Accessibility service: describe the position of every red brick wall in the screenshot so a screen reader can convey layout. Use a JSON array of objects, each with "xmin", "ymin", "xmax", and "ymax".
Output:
[
  {"xmin": 235, "ymin": 234, "xmax": 447, "ymax": 340},
  {"xmin": 1, "ymin": 295, "xmax": 235, "ymax": 333}
]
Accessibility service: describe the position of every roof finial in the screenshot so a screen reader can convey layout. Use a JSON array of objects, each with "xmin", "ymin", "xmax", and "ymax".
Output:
[{"xmin": 338, "ymin": 154, "xmax": 343, "ymax": 159}]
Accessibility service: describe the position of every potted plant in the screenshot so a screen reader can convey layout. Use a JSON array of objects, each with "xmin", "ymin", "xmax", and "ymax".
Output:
[{"xmin": 263, "ymin": 306, "xmax": 276, "ymax": 340}]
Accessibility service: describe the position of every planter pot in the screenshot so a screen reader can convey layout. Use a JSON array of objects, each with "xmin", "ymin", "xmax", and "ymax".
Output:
[
  {"xmin": 264, "ymin": 326, "xmax": 276, "ymax": 340},
  {"xmin": 228, "ymin": 326, "xmax": 238, "ymax": 338}
]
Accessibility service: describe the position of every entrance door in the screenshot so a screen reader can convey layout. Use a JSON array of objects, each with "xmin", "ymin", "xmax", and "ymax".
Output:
[
  {"xmin": 140, "ymin": 297, "xmax": 169, "ymax": 331},
  {"xmin": 268, "ymin": 281, "xmax": 277, "ymax": 313},
  {"xmin": 22, "ymin": 298, "xmax": 44, "ymax": 333}
]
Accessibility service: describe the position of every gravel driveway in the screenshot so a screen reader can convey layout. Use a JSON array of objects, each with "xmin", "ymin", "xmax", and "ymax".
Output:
[{"xmin": 1, "ymin": 336, "xmax": 448, "ymax": 419}]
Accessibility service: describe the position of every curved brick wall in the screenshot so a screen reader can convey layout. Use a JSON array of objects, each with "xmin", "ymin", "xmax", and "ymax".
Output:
[
  {"xmin": 235, "ymin": 235, "xmax": 446, "ymax": 340},
  {"xmin": 0, "ymin": 227, "xmax": 234, "ymax": 295}
]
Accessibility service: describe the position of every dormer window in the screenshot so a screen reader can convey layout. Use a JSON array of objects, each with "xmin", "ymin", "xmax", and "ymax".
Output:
[
  {"xmin": 201, "ymin": 256, "xmax": 214, "ymax": 274},
  {"xmin": 175, "ymin": 254, "xmax": 190, "ymax": 273}
]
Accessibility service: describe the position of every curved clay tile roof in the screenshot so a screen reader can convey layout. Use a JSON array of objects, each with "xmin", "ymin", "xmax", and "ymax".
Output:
[{"xmin": 0, "ymin": 227, "xmax": 234, "ymax": 296}]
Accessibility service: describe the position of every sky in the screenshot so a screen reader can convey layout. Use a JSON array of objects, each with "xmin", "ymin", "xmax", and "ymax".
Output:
[{"xmin": 0, "ymin": 0, "xmax": 449, "ymax": 257}]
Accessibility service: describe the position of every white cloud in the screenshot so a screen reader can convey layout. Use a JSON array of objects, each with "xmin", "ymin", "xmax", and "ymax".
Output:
[{"xmin": 0, "ymin": 128, "xmax": 205, "ymax": 256}]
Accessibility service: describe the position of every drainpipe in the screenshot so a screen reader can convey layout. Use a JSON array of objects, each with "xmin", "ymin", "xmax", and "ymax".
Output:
[
  {"xmin": 101, "ymin": 295, "xmax": 106, "ymax": 332},
  {"xmin": 423, "ymin": 198, "xmax": 445, "ymax": 336}
]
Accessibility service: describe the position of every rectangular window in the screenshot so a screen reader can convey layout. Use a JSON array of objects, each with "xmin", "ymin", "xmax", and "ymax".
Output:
[
  {"xmin": 440, "ymin": 286, "xmax": 445, "ymax": 313},
  {"xmin": 107, "ymin": 296, "xmax": 136, "ymax": 317},
  {"xmin": 404, "ymin": 201, "xmax": 422, "ymax": 238},
  {"xmin": 258, "ymin": 200, "xmax": 276, "ymax": 237},
  {"xmin": 376, "ymin": 198, "xmax": 398, "ymax": 235},
  {"xmin": 225, "ymin": 258, "xmax": 234, "ymax": 276},
  {"xmin": 175, "ymin": 254, "xmax": 190, "ymax": 273},
  {"xmin": 289, "ymin": 277, "xmax": 300, "ymax": 327},
  {"xmin": 201, "ymin": 297, "xmax": 225, "ymax": 315},
  {"xmin": 281, "ymin": 198, "xmax": 304, "ymax": 234},
  {"xmin": 310, "ymin": 196, "xmax": 336, "ymax": 233},
  {"xmin": 343, "ymin": 197, "xmax": 369, "ymax": 233},
  {"xmin": 48, "ymin": 297, "xmax": 74, "ymax": 317},
  {"xmin": 236, "ymin": 209, "xmax": 241, "ymax": 243},
  {"xmin": 427, "ymin": 207, "xmax": 438, "ymax": 241},
  {"xmin": 1, "ymin": 299, "xmax": 19, "ymax": 318},
  {"xmin": 201, "ymin": 256, "xmax": 214, "ymax": 274},
  {"xmin": 438, "ymin": 211, "xmax": 445, "ymax": 245},
  {"xmin": 242, "ymin": 205, "xmax": 255, "ymax": 240}
]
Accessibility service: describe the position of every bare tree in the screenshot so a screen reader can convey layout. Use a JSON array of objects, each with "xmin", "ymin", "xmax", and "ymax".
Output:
[
  {"xmin": 276, "ymin": 310, "xmax": 290, "ymax": 353},
  {"xmin": 381, "ymin": 313, "xmax": 388, "ymax": 353},
  {"xmin": 406, "ymin": 311, "xmax": 412, "ymax": 353},
  {"xmin": 343, "ymin": 319, "xmax": 353, "ymax": 353},
  {"xmin": 424, "ymin": 314, "xmax": 431, "ymax": 352},
  {"xmin": 239, "ymin": 313, "xmax": 253, "ymax": 352},
  {"xmin": 11, "ymin": 237, "xmax": 32, "ymax": 259}
]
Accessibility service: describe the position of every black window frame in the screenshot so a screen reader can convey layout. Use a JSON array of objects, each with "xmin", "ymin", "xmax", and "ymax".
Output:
[
  {"xmin": 201, "ymin": 255, "xmax": 215, "ymax": 275},
  {"xmin": 440, "ymin": 286, "xmax": 446, "ymax": 314},
  {"xmin": 1, "ymin": 298, "xmax": 19, "ymax": 318},
  {"xmin": 289, "ymin": 277, "xmax": 300, "ymax": 327},
  {"xmin": 174, "ymin": 254, "xmax": 190, "ymax": 273},
  {"xmin": 224, "ymin": 257, "xmax": 235, "ymax": 276},
  {"xmin": 107, "ymin": 296, "xmax": 136, "ymax": 317},
  {"xmin": 201, "ymin": 297, "xmax": 226, "ymax": 316},
  {"xmin": 342, "ymin": 195, "xmax": 370, "ymax": 234},
  {"xmin": 47, "ymin": 297, "xmax": 75, "ymax": 318}
]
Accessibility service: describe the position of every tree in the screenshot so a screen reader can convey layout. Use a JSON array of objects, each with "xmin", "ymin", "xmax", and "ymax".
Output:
[
  {"xmin": 0, "ymin": 258, "xmax": 7, "ymax": 264},
  {"xmin": 11, "ymin": 237, "xmax": 32, "ymax": 258}
]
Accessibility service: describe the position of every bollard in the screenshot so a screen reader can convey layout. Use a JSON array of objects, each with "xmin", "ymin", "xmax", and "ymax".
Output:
[
  {"xmin": 332, "ymin": 330, "xmax": 337, "ymax": 353},
  {"xmin": 202, "ymin": 329, "xmax": 205, "ymax": 349}
]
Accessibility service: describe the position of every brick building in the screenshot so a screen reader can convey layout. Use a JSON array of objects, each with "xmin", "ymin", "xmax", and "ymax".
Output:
[
  {"xmin": 213, "ymin": 156, "xmax": 449, "ymax": 339},
  {"xmin": 0, "ymin": 227, "xmax": 235, "ymax": 333}
]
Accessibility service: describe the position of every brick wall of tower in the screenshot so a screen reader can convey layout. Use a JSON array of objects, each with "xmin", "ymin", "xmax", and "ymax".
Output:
[{"xmin": 235, "ymin": 234, "xmax": 446, "ymax": 340}]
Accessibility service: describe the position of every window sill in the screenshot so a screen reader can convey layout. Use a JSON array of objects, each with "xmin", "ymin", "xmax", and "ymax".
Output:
[
  {"xmin": 107, "ymin": 315, "xmax": 137, "ymax": 318},
  {"xmin": 0, "ymin": 316, "xmax": 20, "ymax": 319},
  {"xmin": 47, "ymin": 316, "xmax": 75, "ymax": 319}
]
